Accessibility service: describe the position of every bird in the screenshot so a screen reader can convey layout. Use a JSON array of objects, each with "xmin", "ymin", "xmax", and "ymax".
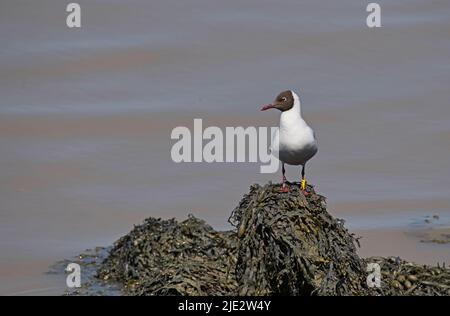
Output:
[{"xmin": 261, "ymin": 90, "xmax": 318, "ymax": 194}]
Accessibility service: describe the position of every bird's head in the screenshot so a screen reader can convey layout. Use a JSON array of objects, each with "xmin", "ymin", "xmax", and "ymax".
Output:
[{"xmin": 261, "ymin": 90, "xmax": 296, "ymax": 112}]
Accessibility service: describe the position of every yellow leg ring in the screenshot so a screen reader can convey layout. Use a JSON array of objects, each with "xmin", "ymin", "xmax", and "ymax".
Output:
[{"xmin": 301, "ymin": 179, "xmax": 306, "ymax": 190}]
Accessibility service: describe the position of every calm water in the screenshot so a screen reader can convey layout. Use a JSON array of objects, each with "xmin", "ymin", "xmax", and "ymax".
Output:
[{"xmin": 1, "ymin": 0, "xmax": 450, "ymax": 295}]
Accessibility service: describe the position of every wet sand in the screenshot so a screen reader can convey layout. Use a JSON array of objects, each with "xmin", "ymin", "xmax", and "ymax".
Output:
[
  {"xmin": 1, "ymin": 0, "xmax": 450, "ymax": 295},
  {"xmin": 356, "ymin": 229, "xmax": 450, "ymax": 265}
]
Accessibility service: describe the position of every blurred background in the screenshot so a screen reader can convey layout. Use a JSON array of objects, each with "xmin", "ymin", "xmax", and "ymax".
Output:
[{"xmin": 1, "ymin": 0, "xmax": 449, "ymax": 295}]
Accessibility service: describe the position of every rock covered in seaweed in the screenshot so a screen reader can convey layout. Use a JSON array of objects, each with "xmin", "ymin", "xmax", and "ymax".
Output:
[
  {"xmin": 365, "ymin": 256, "xmax": 450, "ymax": 296},
  {"xmin": 94, "ymin": 182, "xmax": 450, "ymax": 296},
  {"xmin": 229, "ymin": 182, "xmax": 368, "ymax": 295},
  {"xmin": 97, "ymin": 215, "xmax": 238, "ymax": 295}
]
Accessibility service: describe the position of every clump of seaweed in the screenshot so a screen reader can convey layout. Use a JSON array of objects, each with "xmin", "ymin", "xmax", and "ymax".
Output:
[
  {"xmin": 365, "ymin": 257, "xmax": 450, "ymax": 296},
  {"xmin": 94, "ymin": 182, "xmax": 450, "ymax": 296},
  {"xmin": 97, "ymin": 215, "xmax": 238, "ymax": 295},
  {"xmin": 229, "ymin": 183, "xmax": 368, "ymax": 295}
]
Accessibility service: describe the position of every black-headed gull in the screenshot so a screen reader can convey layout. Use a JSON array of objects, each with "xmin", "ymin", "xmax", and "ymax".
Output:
[{"xmin": 261, "ymin": 90, "xmax": 318, "ymax": 194}]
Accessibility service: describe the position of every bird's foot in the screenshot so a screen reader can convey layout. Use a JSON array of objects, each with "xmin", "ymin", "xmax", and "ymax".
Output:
[{"xmin": 281, "ymin": 183, "xmax": 289, "ymax": 193}]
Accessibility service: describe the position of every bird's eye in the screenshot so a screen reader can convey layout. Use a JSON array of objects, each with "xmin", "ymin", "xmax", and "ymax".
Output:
[{"xmin": 281, "ymin": 97, "xmax": 287, "ymax": 102}]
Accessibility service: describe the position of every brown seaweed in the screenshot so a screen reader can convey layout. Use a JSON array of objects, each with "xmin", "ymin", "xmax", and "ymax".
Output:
[
  {"xmin": 98, "ymin": 216, "xmax": 238, "ymax": 295},
  {"xmin": 229, "ymin": 183, "xmax": 367, "ymax": 295},
  {"xmin": 95, "ymin": 182, "xmax": 450, "ymax": 296}
]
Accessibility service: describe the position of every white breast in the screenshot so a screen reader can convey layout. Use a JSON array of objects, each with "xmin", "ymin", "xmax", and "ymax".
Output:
[{"xmin": 271, "ymin": 92, "xmax": 317, "ymax": 166}]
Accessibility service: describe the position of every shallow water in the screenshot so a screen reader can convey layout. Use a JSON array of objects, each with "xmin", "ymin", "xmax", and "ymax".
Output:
[{"xmin": 1, "ymin": 0, "xmax": 450, "ymax": 295}]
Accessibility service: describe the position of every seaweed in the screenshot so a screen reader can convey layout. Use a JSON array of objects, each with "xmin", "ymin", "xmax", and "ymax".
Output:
[
  {"xmin": 365, "ymin": 256, "xmax": 450, "ymax": 296},
  {"xmin": 98, "ymin": 216, "xmax": 238, "ymax": 295},
  {"xmin": 229, "ymin": 183, "xmax": 367, "ymax": 295},
  {"xmin": 95, "ymin": 182, "xmax": 450, "ymax": 296}
]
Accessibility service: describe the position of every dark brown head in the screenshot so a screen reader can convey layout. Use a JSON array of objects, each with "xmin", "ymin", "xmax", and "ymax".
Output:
[{"xmin": 261, "ymin": 90, "xmax": 295, "ymax": 112}]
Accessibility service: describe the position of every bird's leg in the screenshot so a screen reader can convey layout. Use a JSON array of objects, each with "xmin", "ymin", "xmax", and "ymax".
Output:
[
  {"xmin": 281, "ymin": 163, "xmax": 289, "ymax": 192},
  {"xmin": 301, "ymin": 164, "xmax": 308, "ymax": 195}
]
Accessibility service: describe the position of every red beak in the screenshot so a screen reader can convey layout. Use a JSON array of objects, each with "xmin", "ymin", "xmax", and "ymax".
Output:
[{"xmin": 261, "ymin": 104, "xmax": 275, "ymax": 111}]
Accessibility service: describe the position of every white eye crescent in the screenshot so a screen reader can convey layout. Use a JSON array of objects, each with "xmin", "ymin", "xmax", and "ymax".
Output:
[{"xmin": 281, "ymin": 97, "xmax": 287, "ymax": 102}]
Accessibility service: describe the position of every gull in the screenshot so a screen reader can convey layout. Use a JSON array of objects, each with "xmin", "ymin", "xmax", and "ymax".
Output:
[{"xmin": 261, "ymin": 90, "xmax": 318, "ymax": 194}]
